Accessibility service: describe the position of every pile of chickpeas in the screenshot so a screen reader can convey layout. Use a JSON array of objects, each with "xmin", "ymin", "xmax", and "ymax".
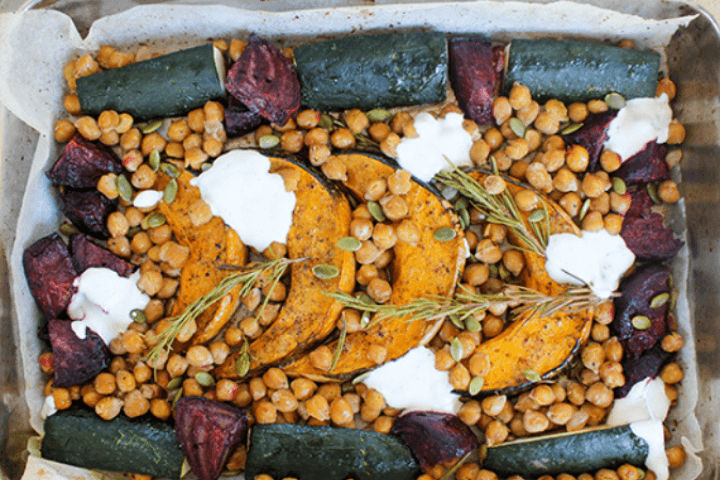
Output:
[{"xmin": 42, "ymin": 36, "xmax": 690, "ymax": 480}]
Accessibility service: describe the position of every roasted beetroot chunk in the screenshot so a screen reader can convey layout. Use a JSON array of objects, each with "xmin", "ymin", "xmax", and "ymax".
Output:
[
  {"xmin": 562, "ymin": 110, "xmax": 616, "ymax": 172},
  {"xmin": 616, "ymin": 343, "xmax": 674, "ymax": 398},
  {"xmin": 615, "ymin": 142, "xmax": 669, "ymax": 185},
  {"xmin": 59, "ymin": 188, "xmax": 117, "ymax": 239},
  {"xmin": 23, "ymin": 234, "xmax": 77, "ymax": 319},
  {"xmin": 390, "ymin": 411, "xmax": 478, "ymax": 469},
  {"xmin": 224, "ymin": 97, "xmax": 265, "ymax": 137},
  {"xmin": 226, "ymin": 34, "xmax": 301, "ymax": 126},
  {"xmin": 611, "ymin": 263, "xmax": 671, "ymax": 356},
  {"xmin": 47, "ymin": 134, "xmax": 123, "ymax": 189},
  {"xmin": 175, "ymin": 396, "xmax": 249, "ymax": 480},
  {"xmin": 449, "ymin": 37, "xmax": 499, "ymax": 125},
  {"xmin": 69, "ymin": 234, "xmax": 134, "ymax": 276},
  {"xmin": 620, "ymin": 190, "xmax": 683, "ymax": 261},
  {"xmin": 48, "ymin": 319, "xmax": 111, "ymax": 387}
]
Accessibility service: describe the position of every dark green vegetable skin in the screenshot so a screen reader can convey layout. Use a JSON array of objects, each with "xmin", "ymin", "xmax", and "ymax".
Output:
[
  {"xmin": 76, "ymin": 43, "xmax": 225, "ymax": 121},
  {"xmin": 483, "ymin": 424, "xmax": 649, "ymax": 477},
  {"xmin": 293, "ymin": 32, "xmax": 448, "ymax": 111},
  {"xmin": 41, "ymin": 405, "xmax": 184, "ymax": 479},
  {"xmin": 504, "ymin": 39, "xmax": 660, "ymax": 102},
  {"xmin": 245, "ymin": 423, "xmax": 421, "ymax": 480}
]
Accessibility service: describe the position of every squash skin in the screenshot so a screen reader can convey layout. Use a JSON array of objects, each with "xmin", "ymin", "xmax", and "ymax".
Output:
[
  {"xmin": 215, "ymin": 154, "xmax": 355, "ymax": 378},
  {"xmin": 283, "ymin": 152, "xmax": 466, "ymax": 381},
  {"xmin": 468, "ymin": 171, "xmax": 593, "ymax": 396}
]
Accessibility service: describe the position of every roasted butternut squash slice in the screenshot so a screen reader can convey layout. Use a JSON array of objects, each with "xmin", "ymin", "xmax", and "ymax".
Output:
[
  {"xmin": 283, "ymin": 152, "xmax": 467, "ymax": 381},
  {"xmin": 468, "ymin": 171, "xmax": 593, "ymax": 396},
  {"xmin": 215, "ymin": 155, "xmax": 355, "ymax": 378}
]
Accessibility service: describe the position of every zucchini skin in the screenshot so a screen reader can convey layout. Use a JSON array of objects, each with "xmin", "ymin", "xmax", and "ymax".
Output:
[
  {"xmin": 77, "ymin": 44, "xmax": 225, "ymax": 120},
  {"xmin": 504, "ymin": 39, "xmax": 660, "ymax": 102},
  {"xmin": 483, "ymin": 424, "xmax": 649, "ymax": 477},
  {"xmin": 245, "ymin": 424, "xmax": 421, "ymax": 480},
  {"xmin": 41, "ymin": 405, "xmax": 184, "ymax": 479},
  {"xmin": 294, "ymin": 32, "xmax": 448, "ymax": 111}
]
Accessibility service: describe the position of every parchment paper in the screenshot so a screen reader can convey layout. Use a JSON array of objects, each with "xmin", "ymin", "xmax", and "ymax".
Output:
[{"xmin": 0, "ymin": 2, "xmax": 702, "ymax": 479}]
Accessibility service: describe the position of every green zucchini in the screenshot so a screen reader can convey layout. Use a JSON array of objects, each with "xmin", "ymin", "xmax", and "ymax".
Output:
[
  {"xmin": 77, "ymin": 43, "xmax": 226, "ymax": 121},
  {"xmin": 482, "ymin": 424, "xmax": 649, "ymax": 477},
  {"xmin": 504, "ymin": 39, "xmax": 660, "ymax": 102},
  {"xmin": 41, "ymin": 405, "xmax": 184, "ymax": 479},
  {"xmin": 293, "ymin": 32, "xmax": 448, "ymax": 111},
  {"xmin": 245, "ymin": 423, "xmax": 421, "ymax": 480}
]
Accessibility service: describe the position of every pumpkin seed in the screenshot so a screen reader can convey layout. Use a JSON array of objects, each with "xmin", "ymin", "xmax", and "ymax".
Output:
[
  {"xmin": 164, "ymin": 179, "xmax": 178, "ymax": 204},
  {"xmin": 358, "ymin": 293, "xmax": 375, "ymax": 305},
  {"xmin": 172, "ymin": 387, "xmax": 184, "ymax": 408},
  {"xmin": 561, "ymin": 122, "xmax": 584, "ymax": 135},
  {"xmin": 650, "ymin": 292, "xmax": 670, "ymax": 308},
  {"xmin": 646, "ymin": 182, "xmax": 661, "ymax": 204},
  {"xmin": 605, "ymin": 92, "xmax": 626, "ymax": 110},
  {"xmin": 259, "ymin": 134, "xmax": 280, "ymax": 149},
  {"xmin": 450, "ymin": 314, "xmax": 464, "ymax": 330},
  {"xmin": 433, "ymin": 227, "xmax": 457, "ymax": 242},
  {"xmin": 141, "ymin": 213, "xmax": 167, "ymax": 230},
  {"xmin": 469, "ymin": 376, "xmax": 485, "ymax": 396},
  {"xmin": 180, "ymin": 457, "xmax": 192, "ymax": 478},
  {"xmin": 450, "ymin": 337, "xmax": 464, "ymax": 363},
  {"xmin": 366, "ymin": 109, "xmax": 391, "ymax": 123},
  {"xmin": 522, "ymin": 369, "xmax": 542, "ymax": 382},
  {"xmin": 149, "ymin": 150, "xmax": 161, "ymax": 172},
  {"xmin": 509, "ymin": 117, "xmax": 526, "ymax": 138},
  {"xmin": 166, "ymin": 377, "xmax": 182, "ymax": 391},
  {"xmin": 360, "ymin": 311, "xmax": 372, "ymax": 328},
  {"xmin": 139, "ymin": 119, "xmax": 163, "ymax": 134},
  {"xmin": 201, "ymin": 163, "xmax": 213, "ymax": 172},
  {"xmin": 578, "ymin": 198, "xmax": 591, "ymax": 222},
  {"xmin": 460, "ymin": 209, "xmax": 470, "ymax": 230},
  {"xmin": 632, "ymin": 315, "xmax": 652, "ymax": 330},
  {"xmin": 127, "ymin": 226, "xmax": 141, "ymax": 238},
  {"xmin": 336, "ymin": 236, "xmax": 362, "ymax": 252},
  {"xmin": 490, "ymin": 155, "xmax": 499, "ymax": 176},
  {"xmin": 160, "ymin": 162, "xmax": 179, "ymax": 178},
  {"xmin": 352, "ymin": 372, "xmax": 370, "ymax": 384},
  {"xmin": 669, "ymin": 291, "xmax": 677, "ymax": 311},
  {"xmin": 528, "ymin": 208, "xmax": 546, "ymax": 223},
  {"xmin": 498, "ymin": 263, "xmax": 511, "ymax": 281},
  {"xmin": 117, "ymin": 174, "xmax": 134, "ymax": 202},
  {"xmin": 668, "ymin": 274, "xmax": 674, "ymax": 290},
  {"xmin": 129, "ymin": 309, "xmax": 146, "ymax": 324},
  {"xmin": 612, "ymin": 177, "xmax": 627, "ymax": 195},
  {"xmin": 235, "ymin": 355, "xmax": 250, "ymax": 377},
  {"xmin": 488, "ymin": 264, "xmax": 499, "ymax": 278},
  {"xmin": 455, "ymin": 198, "xmax": 468, "ymax": 211},
  {"xmin": 465, "ymin": 316, "xmax": 482, "ymax": 333},
  {"xmin": 637, "ymin": 470, "xmax": 646, "ymax": 480},
  {"xmin": 59, "ymin": 222, "xmax": 79, "ymax": 236},
  {"xmin": 367, "ymin": 201, "xmax": 386, "ymax": 222},
  {"xmin": 195, "ymin": 372, "xmax": 215, "ymax": 387},
  {"xmin": 312, "ymin": 264, "xmax": 340, "ymax": 279},
  {"xmin": 319, "ymin": 114, "xmax": 334, "ymax": 131}
]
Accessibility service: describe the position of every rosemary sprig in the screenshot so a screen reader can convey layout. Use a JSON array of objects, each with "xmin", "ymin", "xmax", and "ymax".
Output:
[
  {"xmin": 436, "ymin": 168, "xmax": 549, "ymax": 257},
  {"xmin": 326, "ymin": 284, "xmax": 605, "ymax": 326},
  {"xmin": 329, "ymin": 314, "xmax": 348, "ymax": 373},
  {"xmin": 145, "ymin": 257, "xmax": 300, "ymax": 365}
]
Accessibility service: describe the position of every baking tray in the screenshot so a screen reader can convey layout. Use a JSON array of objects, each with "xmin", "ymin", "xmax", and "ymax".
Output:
[{"xmin": 0, "ymin": 1, "xmax": 718, "ymax": 479}]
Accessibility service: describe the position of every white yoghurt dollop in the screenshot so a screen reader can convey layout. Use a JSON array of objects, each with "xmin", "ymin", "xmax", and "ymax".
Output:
[
  {"xmin": 396, "ymin": 112, "xmax": 473, "ymax": 182},
  {"xmin": 68, "ymin": 268, "xmax": 150, "ymax": 345},
  {"xmin": 545, "ymin": 230, "xmax": 635, "ymax": 299},
  {"xmin": 362, "ymin": 347, "xmax": 461, "ymax": 414},
  {"xmin": 604, "ymin": 94, "xmax": 672, "ymax": 162},
  {"xmin": 133, "ymin": 190, "xmax": 164, "ymax": 209},
  {"xmin": 190, "ymin": 150, "xmax": 296, "ymax": 251}
]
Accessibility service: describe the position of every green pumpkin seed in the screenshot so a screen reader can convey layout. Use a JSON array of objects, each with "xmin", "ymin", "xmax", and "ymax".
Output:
[
  {"xmin": 605, "ymin": 92, "xmax": 626, "ymax": 110},
  {"xmin": 126, "ymin": 226, "xmax": 141, "ymax": 238},
  {"xmin": 498, "ymin": 263, "xmax": 511, "ymax": 281},
  {"xmin": 522, "ymin": 369, "xmax": 542, "ymax": 382},
  {"xmin": 313, "ymin": 264, "xmax": 340, "ymax": 279},
  {"xmin": 528, "ymin": 208, "xmax": 546, "ymax": 223},
  {"xmin": 164, "ymin": 179, "xmax": 178, "ymax": 204},
  {"xmin": 646, "ymin": 182, "xmax": 661, "ymax": 204},
  {"xmin": 235, "ymin": 355, "xmax": 250, "ymax": 377},
  {"xmin": 139, "ymin": 119, "xmax": 163, "ymax": 134},
  {"xmin": 465, "ymin": 316, "xmax": 482, "ymax": 333},
  {"xmin": 612, "ymin": 177, "xmax": 627, "ymax": 195},
  {"xmin": 259, "ymin": 134, "xmax": 280, "ymax": 149},
  {"xmin": 490, "ymin": 155, "xmax": 499, "ymax": 176},
  {"xmin": 59, "ymin": 222, "xmax": 79, "ymax": 236},
  {"xmin": 460, "ymin": 209, "xmax": 470, "ymax": 230},
  {"xmin": 433, "ymin": 227, "xmax": 456, "ymax": 242},
  {"xmin": 650, "ymin": 292, "xmax": 670, "ymax": 308},
  {"xmin": 195, "ymin": 372, "xmax": 216, "ymax": 387},
  {"xmin": 637, "ymin": 470, "xmax": 646, "ymax": 480},
  {"xmin": 160, "ymin": 162, "xmax": 179, "ymax": 178},
  {"xmin": 561, "ymin": 122, "xmax": 584, "ymax": 135},
  {"xmin": 358, "ymin": 293, "xmax": 375, "ymax": 305},
  {"xmin": 141, "ymin": 213, "xmax": 167, "ymax": 230},
  {"xmin": 455, "ymin": 198, "xmax": 468, "ymax": 211},
  {"xmin": 181, "ymin": 458, "xmax": 192, "ymax": 478},
  {"xmin": 117, "ymin": 174, "xmax": 134, "ymax": 202},
  {"xmin": 450, "ymin": 314, "xmax": 464, "ymax": 330},
  {"xmin": 509, "ymin": 117, "xmax": 526, "ymax": 138},
  {"xmin": 129, "ymin": 309, "xmax": 146, "ymax": 324},
  {"xmin": 336, "ymin": 236, "xmax": 362, "ymax": 252},
  {"xmin": 366, "ymin": 109, "xmax": 392, "ymax": 123},
  {"xmin": 319, "ymin": 114, "xmax": 334, "ymax": 131},
  {"xmin": 360, "ymin": 311, "xmax": 372, "ymax": 328},
  {"xmin": 367, "ymin": 201, "xmax": 386, "ymax": 222},
  {"xmin": 166, "ymin": 377, "xmax": 182, "ymax": 391},
  {"xmin": 488, "ymin": 263, "xmax": 499, "ymax": 278},
  {"xmin": 172, "ymin": 388, "xmax": 184, "ymax": 408},
  {"xmin": 149, "ymin": 150, "xmax": 161, "ymax": 172},
  {"xmin": 632, "ymin": 315, "xmax": 651, "ymax": 330},
  {"xmin": 578, "ymin": 198, "xmax": 591, "ymax": 222},
  {"xmin": 450, "ymin": 337, "xmax": 464, "ymax": 363},
  {"xmin": 469, "ymin": 376, "xmax": 485, "ymax": 396}
]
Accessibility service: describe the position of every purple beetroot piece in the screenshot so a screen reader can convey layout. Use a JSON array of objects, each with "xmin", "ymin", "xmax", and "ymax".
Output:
[
  {"xmin": 616, "ymin": 343, "xmax": 674, "ymax": 398},
  {"xmin": 620, "ymin": 190, "xmax": 683, "ymax": 261},
  {"xmin": 48, "ymin": 319, "xmax": 111, "ymax": 387},
  {"xmin": 226, "ymin": 34, "xmax": 301, "ymax": 126},
  {"xmin": 615, "ymin": 142, "xmax": 669, "ymax": 185},
  {"xmin": 59, "ymin": 188, "xmax": 117, "ymax": 240},
  {"xmin": 23, "ymin": 233, "xmax": 77, "ymax": 319},
  {"xmin": 390, "ymin": 411, "xmax": 478, "ymax": 469},
  {"xmin": 69, "ymin": 234, "xmax": 134, "ymax": 277},
  {"xmin": 175, "ymin": 396, "xmax": 249, "ymax": 480},
  {"xmin": 47, "ymin": 134, "xmax": 123, "ymax": 189},
  {"xmin": 224, "ymin": 96, "xmax": 265, "ymax": 138},
  {"xmin": 449, "ymin": 37, "xmax": 501, "ymax": 125},
  {"xmin": 562, "ymin": 110, "xmax": 617, "ymax": 172}
]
